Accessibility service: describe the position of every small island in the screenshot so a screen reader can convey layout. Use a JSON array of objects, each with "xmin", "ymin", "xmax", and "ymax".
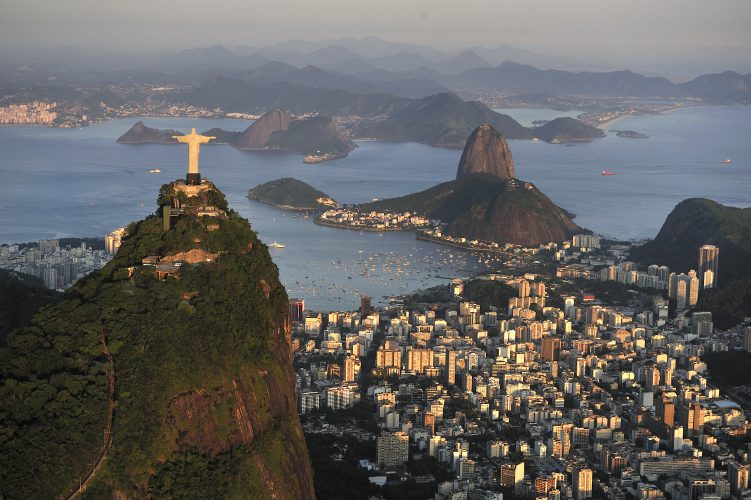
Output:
[
  {"xmin": 532, "ymin": 117, "xmax": 605, "ymax": 143},
  {"xmin": 247, "ymin": 177, "xmax": 337, "ymax": 211},
  {"xmin": 613, "ymin": 129, "xmax": 649, "ymax": 139}
]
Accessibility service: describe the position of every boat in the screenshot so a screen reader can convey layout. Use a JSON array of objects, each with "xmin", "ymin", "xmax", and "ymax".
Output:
[
  {"xmin": 721, "ymin": 158, "xmax": 732, "ymax": 164},
  {"xmin": 269, "ymin": 241, "xmax": 285, "ymax": 249},
  {"xmin": 601, "ymin": 170, "xmax": 616, "ymax": 176},
  {"xmin": 148, "ymin": 168, "xmax": 162, "ymax": 173}
]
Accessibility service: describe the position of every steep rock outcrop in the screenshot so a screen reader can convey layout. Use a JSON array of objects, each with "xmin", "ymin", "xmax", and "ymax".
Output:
[
  {"xmin": 267, "ymin": 116, "xmax": 355, "ymax": 156},
  {"xmin": 361, "ymin": 126, "xmax": 580, "ymax": 246},
  {"xmin": 116, "ymin": 120, "xmax": 180, "ymax": 144},
  {"xmin": 0, "ymin": 180, "xmax": 315, "ymax": 499},
  {"xmin": 456, "ymin": 124, "xmax": 515, "ymax": 180},
  {"xmin": 235, "ymin": 109, "xmax": 293, "ymax": 150}
]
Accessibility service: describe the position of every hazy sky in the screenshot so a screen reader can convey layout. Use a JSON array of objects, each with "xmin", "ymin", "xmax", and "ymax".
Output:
[{"xmin": 2, "ymin": 0, "xmax": 750, "ymax": 69}]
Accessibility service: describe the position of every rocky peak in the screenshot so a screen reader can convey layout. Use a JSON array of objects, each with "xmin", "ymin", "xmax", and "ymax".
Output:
[
  {"xmin": 116, "ymin": 120, "xmax": 180, "ymax": 144},
  {"xmin": 235, "ymin": 109, "xmax": 293, "ymax": 150},
  {"xmin": 456, "ymin": 124, "xmax": 515, "ymax": 180}
]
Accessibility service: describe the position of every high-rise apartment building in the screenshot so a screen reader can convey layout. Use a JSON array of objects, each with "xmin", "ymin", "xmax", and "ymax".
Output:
[
  {"xmin": 360, "ymin": 295, "xmax": 372, "ymax": 317},
  {"xmin": 407, "ymin": 348, "xmax": 433, "ymax": 374},
  {"xmin": 447, "ymin": 350, "xmax": 456, "ymax": 386},
  {"xmin": 698, "ymin": 245, "xmax": 719, "ymax": 289},
  {"xmin": 343, "ymin": 355, "xmax": 359, "ymax": 382},
  {"xmin": 377, "ymin": 431, "xmax": 409, "ymax": 467},
  {"xmin": 728, "ymin": 461, "xmax": 750, "ymax": 496},
  {"xmin": 104, "ymin": 227, "xmax": 127, "ymax": 255},
  {"xmin": 573, "ymin": 467, "xmax": 593, "ymax": 500},
  {"xmin": 500, "ymin": 462, "xmax": 525, "ymax": 494},
  {"xmin": 289, "ymin": 298, "xmax": 305, "ymax": 323},
  {"xmin": 656, "ymin": 396, "xmax": 675, "ymax": 426},
  {"xmin": 541, "ymin": 337, "xmax": 561, "ymax": 362}
]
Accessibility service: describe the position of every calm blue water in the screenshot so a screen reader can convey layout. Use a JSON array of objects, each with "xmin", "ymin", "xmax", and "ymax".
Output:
[{"xmin": 1, "ymin": 106, "xmax": 749, "ymax": 308}]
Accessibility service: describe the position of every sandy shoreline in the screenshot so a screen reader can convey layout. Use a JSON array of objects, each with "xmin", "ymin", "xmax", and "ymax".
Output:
[{"xmin": 595, "ymin": 105, "xmax": 692, "ymax": 131}]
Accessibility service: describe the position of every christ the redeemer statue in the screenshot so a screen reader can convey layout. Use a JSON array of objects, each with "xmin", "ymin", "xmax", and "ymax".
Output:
[{"xmin": 174, "ymin": 128, "xmax": 215, "ymax": 185}]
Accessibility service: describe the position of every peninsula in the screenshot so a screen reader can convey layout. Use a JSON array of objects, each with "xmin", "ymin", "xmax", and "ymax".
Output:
[{"xmin": 315, "ymin": 124, "xmax": 581, "ymax": 247}]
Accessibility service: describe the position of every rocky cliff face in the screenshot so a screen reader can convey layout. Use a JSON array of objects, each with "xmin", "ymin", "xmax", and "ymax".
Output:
[
  {"xmin": 456, "ymin": 124, "xmax": 515, "ymax": 180},
  {"xmin": 235, "ymin": 109, "xmax": 293, "ymax": 150},
  {"xmin": 0, "ymin": 180, "xmax": 315, "ymax": 499}
]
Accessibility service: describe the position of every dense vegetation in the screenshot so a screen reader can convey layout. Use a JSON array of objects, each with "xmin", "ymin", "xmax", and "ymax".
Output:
[
  {"xmin": 248, "ymin": 177, "xmax": 337, "ymax": 210},
  {"xmin": 630, "ymin": 198, "xmax": 751, "ymax": 284},
  {"xmin": 0, "ymin": 183, "xmax": 313, "ymax": 499},
  {"xmin": 703, "ymin": 350, "xmax": 751, "ymax": 388},
  {"xmin": 461, "ymin": 279, "xmax": 517, "ymax": 312},
  {"xmin": 306, "ymin": 433, "xmax": 376, "ymax": 499},
  {"xmin": 531, "ymin": 117, "xmax": 605, "ymax": 142},
  {"xmin": 0, "ymin": 270, "xmax": 61, "ymax": 339},
  {"xmin": 696, "ymin": 278, "xmax": 751, "ymax": 330},
  {"xmin": 362, "ymin": 174, "xmax": 580, "ymax": 246}
]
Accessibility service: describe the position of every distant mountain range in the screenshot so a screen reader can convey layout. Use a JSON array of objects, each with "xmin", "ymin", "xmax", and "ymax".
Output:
[
  {"xmin": 2, "ymin": 37, "xmax": 749, "ymax": 103},
  {"xmin": 445, "ymin": 62, "xmax": 751, "ymax": 102},
  {"xmin": 153, "ymin": 45, "xmax": 751, "ymax": 103},
  {"xmin": 173, "ymin": 84, "xmax": 603, "ymax": 147}
]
